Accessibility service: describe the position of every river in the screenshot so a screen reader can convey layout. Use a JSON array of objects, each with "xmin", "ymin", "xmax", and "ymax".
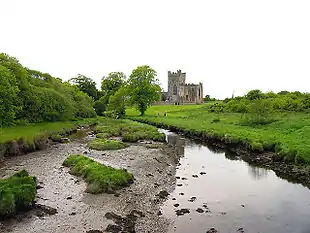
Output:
[{"xmin": 161, "ymin": 129, "xmax": 310, "ymax": 233}]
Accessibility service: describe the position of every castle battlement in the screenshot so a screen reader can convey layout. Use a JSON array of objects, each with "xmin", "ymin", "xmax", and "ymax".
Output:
[{"xmin": 168, "ymin": 70, "xmax": 186, "ymax": 77}]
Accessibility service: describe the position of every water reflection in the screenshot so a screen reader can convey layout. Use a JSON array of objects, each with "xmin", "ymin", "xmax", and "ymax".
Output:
[{"xmin": 248, "ymin": 166, "xmax": 269, "ymax": 180}]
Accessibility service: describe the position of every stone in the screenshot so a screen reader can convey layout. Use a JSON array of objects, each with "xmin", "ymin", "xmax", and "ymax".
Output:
[
  {"xmin": 196, "ymin": 208, "xmax": 204, "ymax": 213},
  {"xmin": 177, "ymin": 184, "xmax": 182, "ymax": 186},
  {"xmin": 192, "ymin": 175, "xmax": 199, "ymax": 178},
  {"xmin": 188, "ymin": 196, "xmax": 197, "ymax": 202},
  {"xmin": 206, "ymin": 227, "xmax": 218, "ymax": 233},
  {"xmin": 173, "ymin": 203, "xmax": 180, "ymax": 207},
  {"xmin": 175, "ymin": 208, "xmax": 190, "ymax": 216},
  {"xmin": 66, "ymin": 196, "xmax": 72, "ymax": 200},
  {"xmin": 157, "ymin": 190, "xmax": 169, "ymax": 199},
  {"xmin": 200, "ymin": 172, "xmax": 206, "ymax": 175}
]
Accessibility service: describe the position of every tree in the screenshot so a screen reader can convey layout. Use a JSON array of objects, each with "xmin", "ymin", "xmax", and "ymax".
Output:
[
  {"xmin": 94, "ymin": 72, "xmax": 126, "ymax": 116},
  {"xmin": 127, "ymin": 65, "xmax": 161, "ymax": 115},
  {"xmin": 246, "ymin": 89, "xmax": 262, "ymax": 101},
  {"xmin": 0, "ymin": 65, "xmax": 19, "ymax": 126},
  {"xmin": 106, "ymin": 87, "xmax": 127, "ymax": 118},
  {"xmin": 69, "ymin": 74, "xmax": 98, "ymax": 100}
]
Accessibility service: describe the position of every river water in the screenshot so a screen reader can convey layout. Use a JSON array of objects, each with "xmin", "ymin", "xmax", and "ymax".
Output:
[{"xmin": 161, "ymin": 129, "xmax": 310, "ymax": 233}]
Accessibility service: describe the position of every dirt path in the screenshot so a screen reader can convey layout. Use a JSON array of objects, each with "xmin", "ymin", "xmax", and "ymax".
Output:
[{"xmin": 0, "ymin": 137, "xmax": 179, "ymax": 233}]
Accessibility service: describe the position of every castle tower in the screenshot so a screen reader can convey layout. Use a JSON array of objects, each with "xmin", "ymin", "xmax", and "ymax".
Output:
[{"xmin": 167, "ymin": 70, "xmax": 186, "ymax": 104}]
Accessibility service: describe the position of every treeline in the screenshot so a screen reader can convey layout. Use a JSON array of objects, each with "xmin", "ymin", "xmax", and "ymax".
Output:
[
  {"xmin": 209, "ymin": 89, "xmax": 310, "ymax": 113},
  {"xmin": 0, "ymin": 53, "xmax": 161, "ymax": 126},
  {"xmin": 0, "ymin": 53, "xmax": 96, "ymax": 126}
]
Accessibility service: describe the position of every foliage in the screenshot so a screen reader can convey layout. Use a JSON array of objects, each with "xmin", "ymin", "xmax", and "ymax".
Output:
[
  {"xmin": 0, "ymin": 170, "xmax": 36, "ymax": 217},
  {"xmin": 63, "ymin": 154, "xmax": 133, "ymax": 193},
  {"xmin": 127, "ymin": 65, "xmax": 161, "ymax": 115},
  {"xmin": 203, "ymin": 94, "xmax": 217, "ymax": 102},
  {"xmin": 69, "ymin": 74, "xmax": 98, "ymax": 100},
  {"xmin": 106, "ymin": 87, "xmax": 127, "ymax": 118},
  {"xmin": 88, "ymin": 138, "xmax": 128, "ymax": 150},
  {"xmin": 95, "ymin": 72, "xmax": 126, "ymax": 116},
  {"xmin": 0, "ymin": 53, "xmax": 96, "ymax": 126},
  {"xmin": 127, "ymin": 104, "xmax": 310, "ymax": 165}
]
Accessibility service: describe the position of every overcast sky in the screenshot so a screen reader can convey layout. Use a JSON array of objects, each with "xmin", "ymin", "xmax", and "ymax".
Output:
[{"xmin": 1, "ymin": 0, "xmax": 310, "ymax": 99}]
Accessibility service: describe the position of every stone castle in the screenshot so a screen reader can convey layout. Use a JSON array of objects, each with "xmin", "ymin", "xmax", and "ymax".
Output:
[{"xmin": 166, "ymin": 70, "xmax": 203, "ymax": 104}]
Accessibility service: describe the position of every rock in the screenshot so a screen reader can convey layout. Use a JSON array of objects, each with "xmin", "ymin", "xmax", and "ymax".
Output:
[
  {"xmin": 157, "ymin": 190, "xmax": 169, "ymax": 199},
  {"xmin": 200, "ymin": 172, "xmax": 206, "ymax": 175},
  {"xmin": 192, "ymin": 175, "xmax": 199, "ymax": 178},
  {"xmin": 34, "ymin": 204, "xmax": 57, "ymax": 215},
  {"xmin": 157, "ymin": 211, "xmax": 162, "ymax": 216},
  {"xmin": 60, "ymin": 138, "xmax": 70, "ymax": 143},
  {"xmin": 172, "ymin": 197, "xmax": 176, "ymax": 200},
  {"xmin": 179, "ymin": 192, "xmax": 184, "ymax": 196},
  {"xmin": 177, "ymin": 184, "xmax": 182, "ymax": 186},
  {"xmin": 188, "ymin": 196, "xmax": 197, "ymax": 202},
  {"xmin": 66, "ymin": 196, "xmax": 72, "ymax": 200},
  {"xmin": 114, "ymin": 193, "xmax": 120, "ymax": 197},
  {"xmin": 36, "ymin": 184, "xmax": 44, "ymax": 189},
  {"xmin": 241, "ymin": 204, "xmax": 245, "ymax": 208},
  {"xmin": 173, "ymin": 203, "xmax": 180, "ymax": 207},
  {"xmin": 69, "ymin": 212, "xmax": 76, "ymax": 216},
  {"xmin": 196, "ymin": 208, "xmax": 204, "ymax": 213},
  {"xmin": 105, "ymin": 224, "xmax": 122, "ymax": 233},
  {"xmin": 237, "ymin": 227, "xmax": 245, "ymax": 232},
  {"xmin": 181, "ymin": 177, "xmax": 187, "ymax": 180},
  {"xmin": 86, "ymin": 230, "xmax": 103, "ymax": 233},
  {"xmin": 146, "ymin": 173, "xmax": 154, "ymax": 177},
  {"xmin": 220, "ymin": 212, "xmax": 227, "ymax": 215},
  {"xmin": 83, "ymin": 151, "xmax": 88, "ymax": 154},
  {"xmin": 206, "ymin": 227, "xmax": 218, "ymax": 233},
  {"xmin": 175, "ymin": 208, "xmax": 190, "ymax": 216},
  {"xmin": 176, "ymin": 176, "xmax": 181, "ymax": 179}
]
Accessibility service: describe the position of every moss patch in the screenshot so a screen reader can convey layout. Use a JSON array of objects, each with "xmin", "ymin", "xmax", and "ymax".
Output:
[
  {"xmin": 63, "ymin": 154, "xmax": 133, "ymax": 193},
  {"xmin": 88, "ymin": 139, "xmax": 128, "ymax": 150},
  {"xmin": 0, "ymin": 170, "xmax": 36, "ymax": 217}
]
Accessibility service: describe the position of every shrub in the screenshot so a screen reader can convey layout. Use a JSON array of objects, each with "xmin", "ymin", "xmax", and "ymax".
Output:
[
  {"xmin": 63, "ymin": 154, "xmax": 133, "ymax": 193},
  {"xmin": 88, "ymin": 138, "xmax": 128, "ymax": 150},
  {"xmin": 0, "ymin": 170, "xmax": 36, "ymax": 217}
]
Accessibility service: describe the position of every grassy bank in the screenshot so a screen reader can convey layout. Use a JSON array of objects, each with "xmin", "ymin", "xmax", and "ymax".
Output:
[
  {"xmin": 63, "ymin": 154, "xmax": 133, "ymax": 193},
  {"xmin": 127, "ymin": 105, "xmax": 310, "ymax": 165},
  {"xmin": 0, "ymin": 118, "xmax": 98, "ymax": 158},
  {"xmin": 94, "ymin": 118, "xmax": 165, "ymax": 142},
  {"xmin": 0, "ymin": 170, "xmax": 36, "ymax": 217}
]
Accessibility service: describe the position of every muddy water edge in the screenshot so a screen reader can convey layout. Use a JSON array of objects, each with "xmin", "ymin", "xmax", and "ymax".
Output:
[{"xmin": 0, "ymin": 130, "xmax": 181, "ymax": 233}]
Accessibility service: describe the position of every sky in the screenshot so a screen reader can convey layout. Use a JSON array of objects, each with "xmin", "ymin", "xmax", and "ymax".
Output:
[{"xmin": 1, "ymin": 0, "xmax": 310, "ymax": 99}]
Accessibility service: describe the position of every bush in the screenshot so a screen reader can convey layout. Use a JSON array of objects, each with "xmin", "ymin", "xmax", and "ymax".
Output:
[
  {"xmin": 0, "ymin": 170, "xmax": 36, "ymax": 217},
  {"xmin": 88, "ymin": 138, "xmax": 128, "ymax": 150},
  {"xmin": 63, "ymin": 154, "xmax": 133, "ymax": 193}
]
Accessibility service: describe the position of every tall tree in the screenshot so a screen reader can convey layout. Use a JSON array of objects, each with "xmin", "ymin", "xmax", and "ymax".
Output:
[
  {"xmin": 95, "ymin": 72, "xmax": 126, "ymax": 115},
  {"xmin": 69, "ymin": 74, "xmax": 98, "ymax": 100},
  {"xmin": 127, "ymin": 65, "xmax": 161, "ymax": 115}
]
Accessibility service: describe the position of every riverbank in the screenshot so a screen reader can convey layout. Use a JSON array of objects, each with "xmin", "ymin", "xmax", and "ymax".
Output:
[
  {"xmin": 0, "ymin": 126, "xmax": 179, "ymax": 233},
  {"xmin": 127, "ymin": 105, "xmax": 310, "ymax": 187},
  {"xmin": 0, "ymin": 118, "xmax": 98, "ymax": 160}
]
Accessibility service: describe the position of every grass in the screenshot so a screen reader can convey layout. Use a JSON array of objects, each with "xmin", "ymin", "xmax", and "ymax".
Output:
[
  {"xmin": 0, "ymin": 170, "xmax": 36, "ymax": 217},
  {"xmin": 95, "ymin": 118, "xmax": 166, "ymax": 143},
  {"xmin": 127, "ymin": 104, "xmax": 310, "ymax": 165},
  {"xmin": 63, "ymin": 154, "xmax": 133, "ymax": 193},
  {"xmin": 88, "ymin": 138, "xmax": 128, "ymax": 150},
  {"xmin": 0, "ymin": 118, "xmax": 98, "ymax": 144}
]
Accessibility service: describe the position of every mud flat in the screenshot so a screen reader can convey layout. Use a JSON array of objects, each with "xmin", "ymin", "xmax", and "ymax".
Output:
[{"xmin": 0, "ymin": 135, "xmax": 180, "ymax": 233}]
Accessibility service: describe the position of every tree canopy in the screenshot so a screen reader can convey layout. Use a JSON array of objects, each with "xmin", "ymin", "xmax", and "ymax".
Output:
[
  {"xmin": 127, "ymin": 65, "xmax": 161, "ymax": 115},
  {"xmin": 0, "ymin": 53, "xmax": 96, "ymax": 126},
  {"xmin": 69, "ymin": 74, "xmax": 98, "ymax": 100}
]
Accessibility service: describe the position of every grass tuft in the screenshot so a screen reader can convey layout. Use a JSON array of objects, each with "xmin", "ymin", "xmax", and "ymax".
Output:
[
  {"xmin": 0, "ymin": 170, "xmax": 36, "ymax": 217},
  {"xmin": 63, "ymin": 154, "xmax": 133, "ymax": 193},
  {"xmin": 88, "ymin": 138, "xmax": 128, "ymax": 150}
]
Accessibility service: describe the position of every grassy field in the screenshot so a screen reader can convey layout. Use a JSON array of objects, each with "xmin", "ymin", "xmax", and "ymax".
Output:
[
  {"xmin": 88, "ymin": 138, "xmax": 128, "ymax": 150},
  {"xmin": 0, "ymin": 118, "xmax": 98, "ymax": 144},
  {"xmin": 127, "ymin": 104, "xmax": 310, "ymax": 164},
  {"xmin": 63, "ymin": 154, "xmax": 133, "ymax": 193}
]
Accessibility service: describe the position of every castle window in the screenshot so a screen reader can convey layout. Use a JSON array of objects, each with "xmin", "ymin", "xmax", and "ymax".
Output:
[
  {"xmin": 173, "ymin": 84, "xmax": 177, "ymax": 95},
  {"xmin": 199, "ymin": 88, "xmax": 201, "ymax": 98}
]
